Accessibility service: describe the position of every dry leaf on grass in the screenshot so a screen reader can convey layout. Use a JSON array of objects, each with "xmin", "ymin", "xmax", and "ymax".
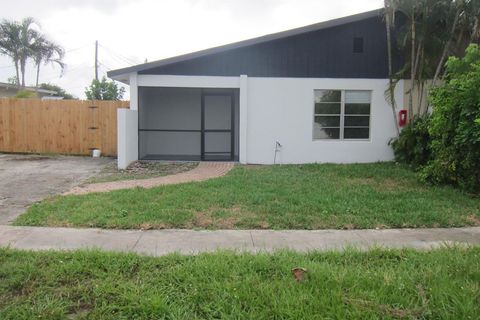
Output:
[{"xmin": 291, "ymin": 267, "xmax": 307, "ymax": 282}]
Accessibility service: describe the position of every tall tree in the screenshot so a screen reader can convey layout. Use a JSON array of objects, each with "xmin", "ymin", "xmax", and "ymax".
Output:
[
  {"xmin": 0, "ymin": 20, "xmax": 21, "ymax": 87},
  {"xmin": 0, "ymin": 17, "xmax": 65, "ymax": 89},
  {"xmin": 17, "ymin": 17, "xmax": 40, "ymax": 87},
  {"xmin": 384, "ymin": 0, "xmax": 478, "ymax": 119},
  {"xmin": 384, "ymin": 0, "xmax": 400, "ymax": 136},
  {"xmin": 32, "ymin": 36, "xmax": 65, "ymax": 89}
]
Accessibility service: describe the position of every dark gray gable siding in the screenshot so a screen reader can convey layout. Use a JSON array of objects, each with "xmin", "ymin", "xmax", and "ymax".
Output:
[{"xmin": 139, "ymin": 16, "xmax": 392, "ymax": 78}]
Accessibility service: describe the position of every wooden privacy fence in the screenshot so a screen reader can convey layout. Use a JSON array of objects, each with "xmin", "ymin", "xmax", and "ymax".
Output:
[{"xmin": 0, "ymin": 98, "xmax": 129, "ymax": 156}]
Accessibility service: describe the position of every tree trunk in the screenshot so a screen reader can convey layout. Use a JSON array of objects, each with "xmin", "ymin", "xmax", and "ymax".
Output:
[
  {"xmin": 13, "ymin": 58, "xmax": 20, "ymax": 88},
  {"xmin": 474, "ymin": 17, "xmax": 480, "ymax": 42},
  {"xmin": 384, "ymin": 0, "xmax": 400, "ymax": 136},
  {"xmin": 409, "ymin": 11, "xmax": 416, "ymax": 122},
  {"xmin": 418, "ymin": 81, "xmax": 426, "ymax": 115},
  {"xmin": 417, "ymin": 48, "xmax": 427, "ymax": 115},
  {"xmin": 20, "ymin": 58, "xmax": 26, "ymax": 88},
  {"xmin": 35, "ymin": 63, "xmax": 40, "ymax": 93},
  {"xmin": 412, "ymin": 39, "xmax": 423, "ymax": 115},
  {"xmin": 433, "ymin": 9, "xmax": 461, "ymax": 87},
  {"xmin": 412, "ymin": 40, "xmax": 423, "ymax": 117}
]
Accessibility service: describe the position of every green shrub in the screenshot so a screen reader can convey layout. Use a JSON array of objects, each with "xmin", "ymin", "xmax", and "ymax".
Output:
[
  {"xmin": 391, "ymin": 114, "xmax": 431, "ymax": 169},
  {"xmin": 15, "ymin": 90, "xmax": 37, "ymax": 98},
  {"xmin": 421, "ymin": 44, "xmax": 480, "ymax": 193}
]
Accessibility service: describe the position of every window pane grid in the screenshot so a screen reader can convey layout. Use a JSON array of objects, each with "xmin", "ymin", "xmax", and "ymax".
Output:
[{"xmin": 313, "ymin": 90, "xmax": 371, "ymax": 140}]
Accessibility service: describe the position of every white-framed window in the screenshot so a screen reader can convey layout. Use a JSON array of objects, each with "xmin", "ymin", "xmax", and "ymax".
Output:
[{"xmin": 313, "ymin": 90, "xmax": 371, "ymax": 140}]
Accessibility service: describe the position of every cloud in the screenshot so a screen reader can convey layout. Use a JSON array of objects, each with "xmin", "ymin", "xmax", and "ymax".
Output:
[
  {"xmin": 0, "ymin": 0, "xmax": 383, "ymax": 99},
  {"xmin": 0, "ymin": 0, "xmax": 137, "ymax": 18}
]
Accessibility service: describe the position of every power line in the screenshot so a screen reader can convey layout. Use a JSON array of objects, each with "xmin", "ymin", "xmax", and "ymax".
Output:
[
  {"xmin": 39, "ymin": 63, "xmax": 91, "ymax": 78},
  {"xmin": 102, "ymin": 53, "xmax": 130, "ymax": 68},
  {"xmin": 40, "ymin": 65, "xmax": 92, "ymax": 82},
  {"xmin": 98, "ymin": 44, "xmax": 139, "ymax": 66},
  {"xmin": 98, "ymin": 61, "xmax": 112, "ymax": 71},
  {"xmin": 65, "ymin": 43, "xmax": 91, "ymax": 54}
]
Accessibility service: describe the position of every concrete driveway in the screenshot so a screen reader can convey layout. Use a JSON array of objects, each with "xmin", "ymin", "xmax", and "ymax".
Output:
[{"xmin": 0, "ymin": 154, "xmax": 113, "ymax": 224}]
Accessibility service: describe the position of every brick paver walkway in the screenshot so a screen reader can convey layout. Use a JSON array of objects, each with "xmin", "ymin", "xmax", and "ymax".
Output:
[{"xmin": 65, "ymin": 162, "xmax": 234, "ymax": 195}]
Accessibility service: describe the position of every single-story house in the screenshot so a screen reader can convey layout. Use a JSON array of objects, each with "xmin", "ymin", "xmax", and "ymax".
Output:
[
  {"xmin": 0, "ymin": 82, "xmax": 60, "ymax": 99},
  {"xmin": 108, "ymin": 8, "xmax": 405, "ymax": 169}
]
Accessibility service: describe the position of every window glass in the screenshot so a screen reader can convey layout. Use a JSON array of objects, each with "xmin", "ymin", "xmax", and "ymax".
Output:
[
  {"xmin": 314, "ymin": 90, "xmax": 371, "ymax": 140},
  {"xmin": 315, "ymin": 103, "xmax": 341, "ymax": 114},
  {"xmin": 314, "ymin": 127, "xmax": 340, "ymax": 139},
  {"xmin": 315, "ymin": 90, "xmax": 341, "ymax": 103},
  {"xmin": 345, "ymin": 91, "xmax": 371, "ymax": 104},
  {"xmin": 344, "ymin": 128, "xmax": 369, "ymax": 139},
  {"xmin": 315, "ymin": 116, "xmax": 340, "ymax": 127},
  {"xmin": 345, "ymin": 103, "xmax": 370, "ymax": 115},
  {"xmin": 344, "ymin": 116, "xmax": 370, "ymax": 127}
]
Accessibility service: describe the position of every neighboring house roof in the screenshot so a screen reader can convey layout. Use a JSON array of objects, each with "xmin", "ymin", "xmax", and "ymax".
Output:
[
  {"xmin": 109, "ymin": 8, "xmax": 390, "ymax": 80},
  {"xmin": 0, "ymin": 82, "xmax": 58, "ymax": 96}
]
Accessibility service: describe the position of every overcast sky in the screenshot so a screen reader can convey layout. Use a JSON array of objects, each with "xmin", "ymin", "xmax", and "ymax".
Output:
[{"xmin": 0, "ymin": 0, "xmax": 383, "ymax": 99}]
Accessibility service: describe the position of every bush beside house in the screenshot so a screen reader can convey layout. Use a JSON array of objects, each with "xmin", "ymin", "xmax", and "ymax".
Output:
[
  {"xmin": 422, "ymin": 44, "xmax": 480, "ymax": 193},
  {"xmin": 392, "ymin": 44, "xmax": 480, "ymax": 193},
  {"xmin": 391, "ymin": 114, "xmax": 431, "ymax": 169}
]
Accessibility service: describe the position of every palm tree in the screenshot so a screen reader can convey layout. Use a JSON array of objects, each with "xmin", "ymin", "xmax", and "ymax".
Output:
[
  {"xmin": 384, "ymin": 0, "xmax": 400, "ymax": 136},
  {"xmin": 383, "ymin": 0, "xmax": 475, "ymax": 118},
  {"xmin": 0, "ymin": 17, "xmax": 65, "ymax": 90},
  {"xmin": 32, "ymin": 37, "xmax": 65, "ymax": 90},
  {"xmin": 17, "ymin": 17, "xmax": 40, "ymax": 88},
  {"xmin": 432, "ymin": 1, "xmax": 462, "ymax": 87},
  {"xmin": 0, "ymin": 20, "xmax": 21, "ymax": 87}
]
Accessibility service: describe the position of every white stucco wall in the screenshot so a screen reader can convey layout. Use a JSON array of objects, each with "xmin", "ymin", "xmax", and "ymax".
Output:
[
  {"xmin": 129, "ymin": 73, "xmax": 138, "ymax": 111},
  {"xmin": 239, "ymin": 75, "xmax": 249, "ymax": 163},
  {"xmin": 244, "ymin": 77, "xmax": 404, "ymax": 164},
  {"xmin": 117, "ymin": 108, "xmax": 138, "ymax": 169},
  {"xmin": 120, "ymin": 74, "xmax": 403, "ymax": 165},
  {"xmin": 138, "ymin": 75, "xmax": 240, "ymax": 88}
]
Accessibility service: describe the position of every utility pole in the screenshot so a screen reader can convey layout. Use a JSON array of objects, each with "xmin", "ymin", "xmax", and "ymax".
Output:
[{"xmin": 94, "ymin": 40, "xmax": 99, "ymax": 81}]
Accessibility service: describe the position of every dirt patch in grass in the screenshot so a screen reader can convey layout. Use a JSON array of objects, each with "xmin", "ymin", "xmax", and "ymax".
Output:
[
  {"xmin": 466, "ymin": 214, "xmax": 480, "ymax": 225},
  {"xmin": 184, "ymin": 206, "xmax": 271, "ymax": 229},
  {"xmin": 188, "ymin": 207, "xmax": 243, "ymax": 229},
  {"xmin": 191, "ymin": 212, "xmax": 238, "ymax": 229},
  {"xmin": 349, "ymin": 177, "xmax": 417, "ymax": 192},
  {"xmin": 85, "ymin": 161, "xmax": 198, "ymax": 184},
  {"xmin": 139, "ymin": 222, "xmax": 168, "ymax": 230}
]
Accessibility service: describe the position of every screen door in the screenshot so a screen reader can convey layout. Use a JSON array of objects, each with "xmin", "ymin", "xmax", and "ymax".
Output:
[{"xmin": 201, "ymin": 93, "xmax": 234, "ymax": 161}]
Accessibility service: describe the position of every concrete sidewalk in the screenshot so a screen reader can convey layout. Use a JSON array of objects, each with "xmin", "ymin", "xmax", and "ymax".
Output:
[{"xmin": 1, "ymin": 225, "xmax": 479, "ymax": 255}]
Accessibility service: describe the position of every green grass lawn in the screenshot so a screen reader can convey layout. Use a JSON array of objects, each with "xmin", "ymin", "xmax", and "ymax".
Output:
[
  {"xmin": 14, "ymin": 162, "xmax": 480, "ymax": 230},
  {"xmin": 0, "ymin": 247, "xmax": 479, "ymax": 319}
]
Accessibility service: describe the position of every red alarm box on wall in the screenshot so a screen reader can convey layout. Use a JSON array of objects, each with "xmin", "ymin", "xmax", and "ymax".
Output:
[{"xmin": 399, "ymin": 109, "xmax": 408, "ymax": 127}]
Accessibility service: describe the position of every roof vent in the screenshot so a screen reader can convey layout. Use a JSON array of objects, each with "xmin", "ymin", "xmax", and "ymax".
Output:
[{"xmin": 353, "ymin": 37, "xmax": 364, "ymax": 53}]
